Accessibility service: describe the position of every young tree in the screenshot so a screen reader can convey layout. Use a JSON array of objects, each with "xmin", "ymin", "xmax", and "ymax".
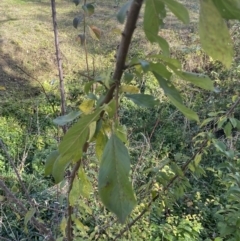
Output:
[{"xmin": 44, "ymin": 0, "xmax": 240, "ymax": 240}]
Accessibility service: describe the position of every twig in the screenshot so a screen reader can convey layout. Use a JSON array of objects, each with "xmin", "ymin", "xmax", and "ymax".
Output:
[
  {"xmin": 51, "ymin": 0, "xmax": 67, "ymax": 134},
  {"xmin": 15, "ymin": 64, "xmax": 56, "ymax": 114},
  {"xmin": 0, "ymin": 139, "xmax": 32, "ymax": 206},
  {"xmin": 0, "ymin": 179, "xmax": 55, "ymax": 241},
  {"xmin": 67, "ymin": 143, "xmax": 89, "ymax": 241}
]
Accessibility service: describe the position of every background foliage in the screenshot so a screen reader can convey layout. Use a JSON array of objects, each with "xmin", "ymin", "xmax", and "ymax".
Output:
[{"xmin": 0, "ymin": 0, "xmax": 240, "ymax": 240}]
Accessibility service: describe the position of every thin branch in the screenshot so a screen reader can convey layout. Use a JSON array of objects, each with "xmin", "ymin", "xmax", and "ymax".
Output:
[
  {"xmin": 226, "ymin": 97, "xmax": 240, "ymax": 117},
  {"xmin": 0, "ymin": 179, "xmax": 55, "ymax": 241},
  {"xmin": 51, "ymin": 0, "xmax": 67, "ymax": 134},
  {"xmin": 0, "ymin": 139, "xmax": 32, "ymax": 205},
  {"xmin": 67, "ymin": 143, "xmax": 89, "ymax": 241},
  {"xmin": 15, "ymin": 64, "xmax": 56, "ymax": 114}
]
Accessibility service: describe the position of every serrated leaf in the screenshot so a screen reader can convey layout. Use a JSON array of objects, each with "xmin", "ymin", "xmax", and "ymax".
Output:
[
  {"xmin": 53, "ymin": 111, "xmax": 81, "ymax": 126},
  {"xmin": 79, "ymin": 99, "xmax": 95, "ymax": 114},
  {"xmin": 176, "ymin": 71, "xmax": 214, "ymax": 91},
  {"xmin": 88, "ymin": 25, "xmax": 101, "ymax": 40},
  {"xmin": 73, "ymin": 16, "xmax": 82, "ymax": 29},
  {"xmin": 121, "ymin": 84, "xmax": 139, "ymax": 94},
  {"xmin": 125, "ymin": 94, "xmax": 159, "ymax": 108},
  {"xmin": 96, "ymin": 130, "xmax": 108, "ymax": 161},
  {"xmin": 45, "ymin": 150, "xmax": 59, "ymax": 176},
  {"xmin": 73, "ymin": 0, "xmax": 81, "ymax": 6},
  {"xmin": 224, "ymin": 121, "xmax": 232, "ymax": 137},
  {"xmin": 82, "ymin": 3, "xmax": 94, "ymax": 16},
  {"xmin": 98, "ymin": 134, "xmax": 137, "ymax": 223},
  {"xmin": 199, "ymin": 0, "xmax": 233, "ymax": 68},
  {"xmin": 117, "ymin": 0, "xmax": 132, "ymax": 24},
  {"xmin": 160, "ymin": 0, "xmax": 189, "ymax": 24}
]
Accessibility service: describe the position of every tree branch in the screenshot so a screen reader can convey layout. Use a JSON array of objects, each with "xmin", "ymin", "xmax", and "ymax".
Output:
[{"xmin": 0, "ymin": 179, "xmax": 55, "ymax": 241}]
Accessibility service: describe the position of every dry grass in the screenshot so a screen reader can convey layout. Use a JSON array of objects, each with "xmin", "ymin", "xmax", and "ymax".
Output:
[{"xmin": 0, "ymin": 0, "xmax": 200, "ymax": 100}]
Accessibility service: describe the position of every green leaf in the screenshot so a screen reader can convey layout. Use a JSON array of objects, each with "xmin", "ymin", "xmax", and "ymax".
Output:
[
  {"xmin": 212, "ymin": 140, "xmax": 226, "ymax": 152},
  {"xmin": 217, "ymin": 116, "xmax": 227, "ymax": 129},
  {"xmin": 78, "ymin": 167, "xmax": 93, "ymax": 198},
  {"xmin": 150, "ymin": 62, "xmax": 172, "ymax": 79},
  {"xmin": 59, "ymin": 108, "xmax": 104, "ymax": 164},
  {"xmin": 84, "ymin": 81, "xmax": 94, "ymax": 94},
  {"xmin": 88, "ymin": 121, "xmax": 96, "ymax": 141},
  {"xmin": 115, "ymin": 124, "xmax": 128, "ymax": 144},
  {"xmin": 120, "ymin": 84, "xmax": 139, "ymax": 94},
  {"xmin": 144, "ymin": 0, "xmax": 165, "ymax": 39},
  {"xmin": 52, "ymin": 155, "xmax": 72, "ymax": 183},
  {"xmin": 96, "ymin": 130, "xmax": 108, "ymax": 161},
  {"xmin": 169, "ymin": 96, "xmax": 199, "ymax": 122},
  {"xmin": 194, "ymin": 154, "xmax": 202, "ymax": 166},
  {"xmin": 139, "ymin": 60, "xmax": 150, "ymax": 72},
  {"xmin": 224, "ymin": 121, "xmax": 232, "ymax": 137},
  {"xmin": 199, "ymin": 0, "xmax": 233, "ymax": 68},
  {"xmin": 79, "ymin": 99, "xmax": 95, "ymax": 114},
  {"xmin": 153, "ymin": 72, "xmax": 182, "ymax": 104},
  {"xmin": 45, "ymin": 150, "xmax": 59, "ymax": 176},
  {"xmin": 125, "ymin": 94, "xmax": 159, "ymax": 108},
  {"xmin": 117, "ymin": 0, "xmax": 132, "ymax": 24},
  {"xmin": 73, "ymin": 16, "xmax": 82, "ymax": 29},
  {"xmin": 82, "ymin": 3, "xmax": 95, "ymax": 16},
  {"xmin": 24, "ymin": 208, "xmax": 36, "ymax": 232},
  {"xmin": 144, "ymin": 0, "xmax": 169, "ymax": 55},
  {"xmin": 160, "ymin": 0, "xmax": 189, "ymax": 24},
  {"xmin": 175, "ymin": 71, "xmax": 214, "ymax": 91},
  {"xmin": 213, "ymin": 0, "xmax": 240, "ymax": 20},
  {"xmin": 149, "ymin": 54, "xmax": 181, "ymax": 69},
  {"xmin": 53, "ymin": 111, "xmax": 81, "ymax": 126},
  {"xmin": 229, "ymin": 117, "xmax": 237, "ymax": 128},
  {"xmin": 98, "ymin": 134, "xmax": 136, "ymax": 223},
  {"xmin": 69, "ymin": 167, "xmax": 92, "ymax": 205},
  {"xmin": 200, "ymin": 117, "xmax": 215, "ymax": 127},
  {"xmin": 236, "ymin": 119, "xmax": 240, "ymax": 131}
]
